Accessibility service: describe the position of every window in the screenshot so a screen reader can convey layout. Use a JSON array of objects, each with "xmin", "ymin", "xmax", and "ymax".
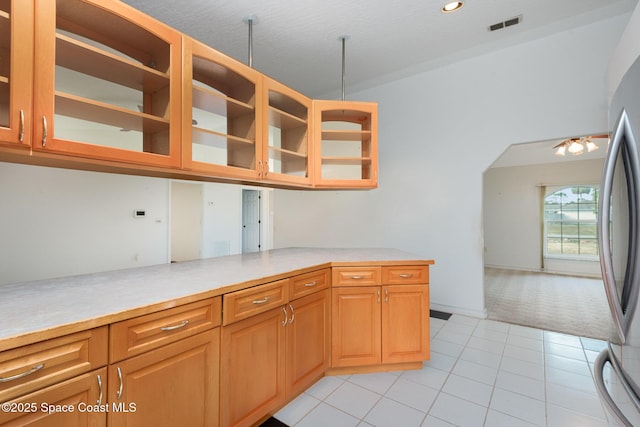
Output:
[{"xmin": 544, "ymin": 185, "xmax": 599, "ymax": 259}]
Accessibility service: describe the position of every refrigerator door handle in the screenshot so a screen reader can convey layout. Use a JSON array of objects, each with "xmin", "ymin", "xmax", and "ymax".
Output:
[
  {"xmin": 599, "ymin": 109, "xmax": 640, "ymax": 344},
  {"xmin": 595, "ymin": 347, "xmax": 636, "ymax": 427}
]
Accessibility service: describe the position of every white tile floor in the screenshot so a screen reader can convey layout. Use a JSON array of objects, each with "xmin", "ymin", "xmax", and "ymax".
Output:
[{"xmin": 274, "ymin": 314, "xmax": 617, "ymax": 427}]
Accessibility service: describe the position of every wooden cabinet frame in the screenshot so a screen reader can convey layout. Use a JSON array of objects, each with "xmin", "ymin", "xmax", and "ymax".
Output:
[{"xmin": 32, "ymin": 0, "xmax": 183, "ymax": 168}]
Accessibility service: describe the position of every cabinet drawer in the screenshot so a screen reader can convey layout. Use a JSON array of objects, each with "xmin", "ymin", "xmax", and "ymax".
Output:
[
  {"xmin": 223, "ymin": 279, "xmax": 289, "ymax": 325},
  {"xmin": 382, "ymin": 266, "xmax": 430, "ymax": 285},
  {"xmin": 109, "ymin": 297, "xmax": 221, "ymax": 362},
  {"xmin": 290, "ymin": 269, "xmax": 330, "ymax": 300},
  {"xmin": 0, "ymin": 326, "xmax": 108, "ymax": 403},
  {"xmin": 332, "ymin": 267, "xmax": 381, "ymax": 287}
]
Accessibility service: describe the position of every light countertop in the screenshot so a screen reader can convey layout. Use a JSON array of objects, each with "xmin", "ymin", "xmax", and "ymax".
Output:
[{"xmin": 0, "ymin": 247, "xmax": 433, "ymax": 347}]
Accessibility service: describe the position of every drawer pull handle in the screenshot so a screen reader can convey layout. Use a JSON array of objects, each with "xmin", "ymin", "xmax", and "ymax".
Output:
[
  {"xmin": 350, "ymin": 275, "xmax": 365, "ymax": 280},
  {"xmin": 19, "ymin": 109, "xmax": 24, "ymax": 142},
  {"xmin": 42, "ymin": 116, "xmax": 47, "ymax": 147},
  {"xmin": 160, "ymin": 319, "xmax": 189, "ymax": 331},
  {"xmin": 304, "ymin": 281, "xmax": 318, "ymax": 287},
  {"xmin": 252, "ymin": 296, "xmax": 270, "ymax": 305},
  {"xmin": 288, "ymin": 304, "xmax": 295, "ymax": 324},
  {"xmin": 116, "ymin": 367, "xmax": 123, "ymax": 400},
  {"xmin": 281, "ymin": 306, "xmax": 288, "ymax": 327},
  {"xmin": 385, "ymin": 289, "xmax": 389, "ymax": 303},
  {"xmin": 399, "ymin": 273, "xmax": 414, "ymax": 278},
  {"xmin": 97, "ymin": 374, "xmax": 103, "ymax": 405},
  {"xmin": 0, "ymin": 363, "xmax": 44, "ymax": 383},
  {"xmin": 377, "ymin": 289, "xmax": 381, "ymax": 304}
]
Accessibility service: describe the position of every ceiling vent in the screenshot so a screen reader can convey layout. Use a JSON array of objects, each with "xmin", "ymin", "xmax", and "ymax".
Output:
[{"xmin": 488, "ymin": 15, "xmax": 522, "ymax": 32}]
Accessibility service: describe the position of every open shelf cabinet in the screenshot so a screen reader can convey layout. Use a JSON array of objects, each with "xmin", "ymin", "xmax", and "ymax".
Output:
[
  {"xmin": 313, "ymin": 100, "xmax": 378, "ymax": 188},
  {"xmin": 182, "ymin": 36, "xmax": 262, "ymax": 180},
  {"xmin": 32, "ymin": 0, "xmax": 182, "ymax": 167},
  {"xmin": 262, "ymin": 76, "xmax": 312, "ymax": 186}
]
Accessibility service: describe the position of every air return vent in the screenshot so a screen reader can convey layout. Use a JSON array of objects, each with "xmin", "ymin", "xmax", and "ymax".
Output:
[{"xmin": 488, "ymin": 15, "xmax": 522, "ymax": 32}]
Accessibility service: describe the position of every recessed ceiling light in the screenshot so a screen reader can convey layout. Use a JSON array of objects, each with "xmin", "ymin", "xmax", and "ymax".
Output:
[{"xmin": 442, "ymin": 1, "xmax": 464, "ymax": 13}]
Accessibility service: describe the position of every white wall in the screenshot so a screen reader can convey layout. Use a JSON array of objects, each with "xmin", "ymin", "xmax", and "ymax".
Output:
[
  {"xmin": 0, "ymin": 162, "xmax": 170, "ymax": 285},
  {"xmin": 483, "ymin": 159, "xmax": 604, "ymax": 276},
  {"xmin": 273, "ymin": 14, "xmax": 630, "ymax": 317},
  {"xmin": 0, "ymin": 164, "xmax": 274, "ymax": 285},
  {"xmin": 609, "ymin": 0, "xmax": 640, "ymax": 99}
]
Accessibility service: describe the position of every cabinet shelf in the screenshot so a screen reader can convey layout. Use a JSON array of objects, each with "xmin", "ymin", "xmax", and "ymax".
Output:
[
  {"xmin": 269, "ymin": 146, "xmax": 307, "ymax": 161},
  {"xmin": 321, "ymin": 157, "xmax": 373, "ymax": 166},
  {"xmin": 192, "ymin": 56, "xmax": 255, "ymax": 105},
  {"xmin": 55, "ymin": 91, "xmax": 169, "ymax": 134},
  {"xmin": 269, "ymin": 106, "xmax": 307, "ymax": 129},
  {"xmin": 56, "ymin": 33, "xmax": 169, "ymax": 93},
  {"xmin": 192, "ymin": 85, "xmax": 254, "ymax": 119},
  {"xmin": 321, "ymin": 129, "xmax": 371, "ymax": 141},
  {"xmin": 192, "ymin": 126, "xmax": 254, "ymax": 149}
]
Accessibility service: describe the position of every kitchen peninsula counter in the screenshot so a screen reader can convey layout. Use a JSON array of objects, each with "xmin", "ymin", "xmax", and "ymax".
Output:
[{"xmin": 0, "ymin": 247, "xmax": 433, "ymax": 350}]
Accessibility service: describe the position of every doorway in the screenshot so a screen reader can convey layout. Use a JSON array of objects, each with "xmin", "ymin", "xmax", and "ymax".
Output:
[
  {"xmin": 242, "ymin": 189, "xmax": 261, "ymax": 253},
  {"xmin": 170, "ymin": 181, "xmax": 203, "ymax": 262}
]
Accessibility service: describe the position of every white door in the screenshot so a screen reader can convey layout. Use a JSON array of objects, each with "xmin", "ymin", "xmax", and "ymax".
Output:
[
  {"xmin": 171, "ymin": 182, "xmax": 203, "ymax": 262},
  {"xmin": 242, "ymin": 189, "xmax": 261, "ymax": 253}
]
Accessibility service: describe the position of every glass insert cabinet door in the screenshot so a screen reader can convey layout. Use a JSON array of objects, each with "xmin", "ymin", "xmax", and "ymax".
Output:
[
  {"xmin": 182, "ymin": 36, "xmax": 262, "ymax": 180},
  {"xmin": 32, "ymin": 0, "xmax": 182, "ymax": 167},
  {"xmin": 0, "ymin": 0, "xmax": 33, "ymax": 149},
  {"xmin": 263, "ymin": 77, "xmax": 311, "ymax": 186},
  {"xmin": 313, "ymin": 100, "xmax": 378, "ymax": 188}
]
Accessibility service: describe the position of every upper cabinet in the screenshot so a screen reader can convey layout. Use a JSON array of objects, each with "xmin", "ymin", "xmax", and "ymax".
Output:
[
  {"xmin": 0, "ymin": 0, "xmax": 33, "ymax": 149},
  {"xmin": 32, "ymin": 0, "xmax": 182, "ymax": 167},
  {"xmin": 0, "ymin": 0, "xmax": 377, "ymax": 189},
  {"xmin": 182, "ymin": 36, "xmax": 262, "ymax": 181},
  {"xmin": 313, "ymin": 100, "xmax": 378, "ymax": 189},
  {"xmin": 262, "ymin": 77, "xmax": 312, "ymax": 186}
]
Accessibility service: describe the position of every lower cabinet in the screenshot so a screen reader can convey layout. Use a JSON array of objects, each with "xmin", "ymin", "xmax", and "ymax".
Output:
[
  {"xmin": 332, "ymin": 284, "xmax": 429, "ymax": 368},
  {"xmin": 331, "ymin": 286, "xmax": 381, "ymax": 367},
  {"xmin": 108, "ymin": 329, "xmax": 220, "ymax": 427},
  {"xmin": 220, "ymin": 306, "xmax": 287, "ymax": 427},
  {"xmin": 286, "ymin": 289, "xmax": 330, "ymax": 397},
  {"xmin": 0, "ymin": 368, "xmax": 107, "ymax": 426},
  {"xmin": 220, "ymin": 287, "xmax": 330, "ymax": 427}
]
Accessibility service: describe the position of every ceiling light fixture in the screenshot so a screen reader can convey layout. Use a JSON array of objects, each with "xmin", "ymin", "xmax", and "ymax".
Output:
[
  {"xmin": 553, "ymin": 136, "xmax": 602, "ymax": 156},
  {"xmin": 441, "ymin": 1, "xmax": 464, "ymax": 13}
]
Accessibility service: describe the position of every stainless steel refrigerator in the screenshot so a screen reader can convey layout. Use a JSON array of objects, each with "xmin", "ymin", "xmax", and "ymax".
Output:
[{"xmin": 595, "ymin": 53, "xmax": 640, "ymax": 426}]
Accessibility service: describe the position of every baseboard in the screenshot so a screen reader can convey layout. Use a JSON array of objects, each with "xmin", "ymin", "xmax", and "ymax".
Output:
[{"xmin": 430, "ymin": 302, "xmax": 487, "ymax": 319}]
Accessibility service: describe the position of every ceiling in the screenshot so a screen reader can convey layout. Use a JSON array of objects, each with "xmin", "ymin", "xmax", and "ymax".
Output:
[
  {"xmin": 121, "ymin": 0, "xmax": 635, "ymax": 168},
  {"xmin": 122, "ymin": 0, "xmax": 637, "ymax": 99}
]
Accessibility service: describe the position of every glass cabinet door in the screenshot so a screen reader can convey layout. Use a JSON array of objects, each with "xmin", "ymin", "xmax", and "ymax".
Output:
[
  {"xmin": 263, "ymin": 77, "xmax": 311, "ymax": 186},
  {"xmin": 33, "ymin": 0, "xmax": 181, "ymax": 167},
  {"xmin": 0, "ymin": 0, "xmax": 33, "ymax": 149},
  {"xmin": 182, "ymin": 37, "xmax": 261, "ymax": 180},
  {"xmin": 313, "ymin": 100, "xmax": 378, "ymax": 188}
]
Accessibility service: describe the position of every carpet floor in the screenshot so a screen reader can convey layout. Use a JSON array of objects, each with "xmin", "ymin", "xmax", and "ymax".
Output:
[{"xmin": 484, "ymin": 267, "xmax": 616, "ymax": 342}]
